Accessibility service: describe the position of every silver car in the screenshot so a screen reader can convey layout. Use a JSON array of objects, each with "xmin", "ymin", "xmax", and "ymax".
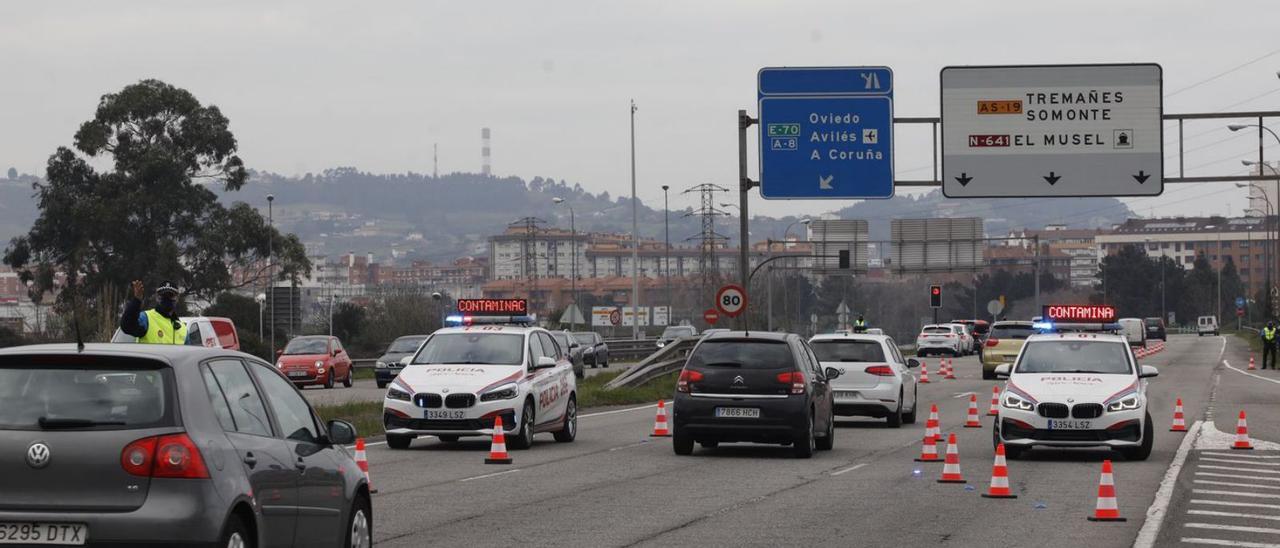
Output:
[{"xmin": 0, "ymin": 343, "xmax": 372, "ymax": 548}]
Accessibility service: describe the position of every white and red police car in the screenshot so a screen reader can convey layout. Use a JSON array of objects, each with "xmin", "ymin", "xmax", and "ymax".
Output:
[
  {"xmin": 993, "ymin": 330, "xmax": 1158, "ymax": 460},
  {"xmin": 382, "ymin": 310, "xmax": 577, "ymax": 450}
]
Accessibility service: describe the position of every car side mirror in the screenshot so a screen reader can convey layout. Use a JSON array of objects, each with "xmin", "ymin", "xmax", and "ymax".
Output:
[
  {"xmin": 906, "ymin": 358, "xmax": 920, "ymax": 369},
  {"xmin": 332, "ymin": 349, "xmax": 340, "ymax": 357},
  {"xmin": 994, "ymin": 364, "xmax": 1011, "ymax": 379},
  {"xmin": 824, "ymin": 367, "xmax": 842, "ymax": 380},
  {"xmin": 326, "ymin": 419, "xmax": 356, "ymax": 445},
  {"xmin": 536, "ymin": 356, "xmax": 558, "ymax": 369},
  {"xmin": 1139, "ymin": 365, "xmax": 1159, "ymax": 378}
]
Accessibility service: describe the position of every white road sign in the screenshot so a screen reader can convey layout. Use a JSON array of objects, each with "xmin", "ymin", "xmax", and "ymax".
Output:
[
  {"xmin": 941, "ymin": 64, "xmax": 1162, "ymax": 198},
  {"xmin": 591, "ymin": 306, "xmax": 619, "ymax": 327}
]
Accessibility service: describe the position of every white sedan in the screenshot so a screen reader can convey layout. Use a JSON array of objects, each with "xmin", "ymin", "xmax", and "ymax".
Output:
[
  {"xmin": 810, "ymin": 333, "xmax": 920, "ymax": 427},
  {"xmin": 993, "ymin": 332, "xmax": 1158, "ymax": 460}
]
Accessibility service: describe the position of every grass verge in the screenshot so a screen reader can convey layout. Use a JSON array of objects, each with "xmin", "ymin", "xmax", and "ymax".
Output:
[
  {"xmin": 353, "ymin": 367, "xmax": 375, "ymax": 381},
  {"xmin": 314, "ymin": 400, "xmax": 384, "ymax": 440},
  {"xmin": 1234, "ymin": 329, "xmax": 1263, "ymax": 354}
]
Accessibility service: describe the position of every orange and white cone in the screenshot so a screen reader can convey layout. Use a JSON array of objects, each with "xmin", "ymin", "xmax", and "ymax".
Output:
[
  {"xmin": 914, "ymin": 434, "xmax": 943, "ymax": 462},
  {"xmin": 1233, "ymin": 410, "xmax": 1254, "ymax": 450},
  {"xmin": 945, "ymin": 358, "xmax": 957, "ymax": 380},
  {"xmin": 919, "ymin": 361, "xmax": 931, "ymax": 384},
  {"xmin": 988, "ymin": 386, "xmax": 1001, "ymax": 416},
  {"xmin": 925, "ymin": 404, "xmax": 941, "ymax": 442},
  {"xmin": 485, "ymin": 416, "xmax": 513, "ymax": 464},
  {"xmin": 1250, "ymin": 356, "xmax": 1257, "ymax": 370},
  {"xmin": 981, "ymin": 443, "xmax": 1017, "ymax": 498},
  {"xmin": 1087, "ymin": 459, "xmax": 1126, "ymax": 521},
  {"xmin": 354, "ymin": 438, "xmax": 377, "ymax": 493},
  {"xmin": 964, "ymin": 394, "xmax": 982, "ymax": 428},
  {"xmin": 651, "ymin": 400, "xmax": 672, "ymax": 437},
  {"xmin": 937, "ymin": 433, "xmax": 966, "ymax": 483},
  {"xmin": 1170, "ymin": 398, "xmax": 1187, "ymax": 432}
]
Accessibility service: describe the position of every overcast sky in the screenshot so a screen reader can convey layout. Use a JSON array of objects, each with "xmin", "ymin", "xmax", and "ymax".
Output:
[{"xmin": 1, "ymin": 1, "xmax": 1277, "ymax": 221}]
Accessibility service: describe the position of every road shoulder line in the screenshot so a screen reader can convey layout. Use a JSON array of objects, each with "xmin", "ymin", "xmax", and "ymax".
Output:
[{"xmin": 1133, "ymin": 419, "xmax": 1203, "ymax": 548}]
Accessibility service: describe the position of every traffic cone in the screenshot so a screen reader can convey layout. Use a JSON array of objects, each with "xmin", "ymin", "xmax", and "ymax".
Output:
[
  {"xmin": 1250, "ymin": 355, "xmax": 1257, "ymax": 370},
  {"xmin": 914, "ymin": 434, "xmax": 943, "ymax": 462},
  {"xmin": 936, "ymin": 359, "xmax": 948, "ymax": 379},
  {"xmin": 354, "ymin": 438, "xmax": 377, "ymax": 494},
  {"xmin": 945, "ymin": 358, "xmax": 957, "ymax": 380},
  {"xmin": 485, "ymin": 417, "xmax": 513, "ymax": 464},
  {"xmin": 925, "ymin": 404, "xmax": 941, "ymax": 442},
  {"xmin": 937, "ymin": 433, "xmax": 966, "ymax": 483},
  {"xmin": 988, "ymin": 386, "xmax": 1001, "ymax": 416},
  {"xmin": 651, "ymin": 400, "xmax": 672, "ymax": 437},
  {"xmin": 981, "ymin": 443, "xmax": 1017, "ymax": 499},
  {"xmin": 1170, "ymin": 398, "xmax": 1187, "ymax": 432},
  {"xmin": 1233, "ymin": 410, "xmax": 1254, "ymax": 450},
  {"xmin": 964, "ymin": 394, "xmax": 982, "ymax": 428},
  {"xmin": 1087, "ymin": 460, "xmax": 1126, "ymax": 521},
  {"xmin": 919, "ymin": 361, "xmax": 931, "ymax": 384}
]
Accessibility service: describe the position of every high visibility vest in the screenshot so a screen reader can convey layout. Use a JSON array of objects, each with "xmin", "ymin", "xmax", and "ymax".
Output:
[
  {"xmin": 1266, "ymin": 327, "xmax": 1277, "ymax": 342},
  {"xmin": 855, "ymin": 319, "xmax": 866, "ymax": 327},
  {"xmin": 137, "ymin": 309, "xmax": 187, "ymax": 345}
]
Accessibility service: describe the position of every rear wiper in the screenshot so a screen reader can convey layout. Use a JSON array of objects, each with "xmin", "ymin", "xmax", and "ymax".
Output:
[
  {"xmin": 702, "ymin": 362, "xmax": 743, "ymax": 368},
  {"xmin": 38, "ymin": 417, "xmax": 126, "ymax": 429}
]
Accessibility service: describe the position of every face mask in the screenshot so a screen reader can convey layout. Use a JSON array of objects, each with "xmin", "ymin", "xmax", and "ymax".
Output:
[{"xmin": 156, "ymin": 297, "xmax": 176, "ymax": 314}]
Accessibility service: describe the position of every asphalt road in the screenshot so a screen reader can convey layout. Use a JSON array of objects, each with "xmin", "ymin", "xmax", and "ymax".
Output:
[{"xmin": 352, "ymin": 334, "xmax": 1255, "ymax": 547}]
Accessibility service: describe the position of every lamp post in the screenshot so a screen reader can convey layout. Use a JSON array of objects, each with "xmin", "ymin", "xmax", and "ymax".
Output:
[
  {"xmin": 1145, "ymin": 238, "xmax": 1165, "ymax": 322},
  {"xmin": 629, "ymin": 99, "xmax": 640, "ymax": 340},
  {"xmin": 255, "ymin": 293, "xmax": 266, "ymax": 347},
  {"xmin": 553, "ymin": 197, "xmax": 578, "ymax": 330},
  {"xmin": 25, "ymin": 280, "xmax": 37, "ymax": 336},
  {"xmin": 1241, "ymin": 180, "xmax": 1276, "ymax": 320},
  {"xmin": 1230, "ymin": 122, "xmax": 1280, "ymax": 317},
  {"xmin": 661, "ymin": 185, "xmax": 671, "ymax": 322},
  {"xmin": 267, "ymin": 194, "xmax": 275, "ymax": 353}
]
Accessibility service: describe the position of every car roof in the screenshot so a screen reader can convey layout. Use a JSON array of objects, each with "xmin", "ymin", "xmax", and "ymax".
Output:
[
  {"xmin": 992, "ymin": 321, "xmax": 1034, "ymax": 327},
  {"xmin": 0, "ymin": 343, "xmax": 260, "ymax": 365},
  {"xmin": 702, "ymin": 330, "xmax": 791, "ymax": 342},
  {"xmin": 434, "ymin": 325, "xmax": 538, "ymax": 335},
  {"xmin": 810, "ymin": 333, "xmax": 890, "ymax": 342},
  {"xmin": 1024, "ymin": 333, "xmax": 1128, "ymax": 343}
]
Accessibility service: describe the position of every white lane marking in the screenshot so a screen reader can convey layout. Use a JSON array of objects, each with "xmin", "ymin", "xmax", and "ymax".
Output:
[
  {"xmin": 1201, "ymin": 452, "xmax": 1280, "ymax": 460},
  {"xmin": 1182, "ymin": 537, "xmax": 1280, "ymax": 547},
  {"xmin": 1202, "ymin": 457, "xmax": 1280, "ymax": 466},
  {"xmin": 1186, "ymin": 522, "xmax": 1280, "ymax": 535},
  {"xmin": 1197, "ymin": 472, "xmax": 1280, "ymax": 483},
  {"xmin": 1190, "ymin": 509, "xmax": 1280, "ymax": 522},
  {"xmin": 1194, "ymin": 490, "xmax": 1280, "ymax": 500},
  {"xmin": 1194, "ymin": 480, "xmax": 1280, "ymax": 491},
  {"xmin": 459, "ymin": 469, "xmax": 521, "ymax": 482},
  {"xmin": 580, "ymin": 400, "xmax": 673, "ymax": 419},
  {"xmin": 610, "ymin": 440, "xmax": 651, "ymax": 452},
  {"xmin": 1193, "ymin": 499, "xmax": 1280, "ymax": 511},
  {"xmin": 1224, "ymin": 360, "xmax": 1280, "ymax": 385},
  {"xmin": 951, "ymin": 392, "xmax": 976, "ymax": 399},
  {"xmin": 1135, "ymin": 420, "xmax": 1203, "ymax": 548},
  {"xmin": 831, "ymin": 463, "xmax": 869, "ymax": 476},
  {"xmin": 1200, "ymin": 465, "xmax": 1280, "ymax": 476}
]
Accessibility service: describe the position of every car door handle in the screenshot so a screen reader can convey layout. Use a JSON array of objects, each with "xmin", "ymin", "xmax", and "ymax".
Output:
[
  {"xmin": 242, "ymin": 453, "xmax": 257, "ymax": 467},
  {"xmin": 295, "ymin": 457, "xmax": 306, "ymax": 471}
]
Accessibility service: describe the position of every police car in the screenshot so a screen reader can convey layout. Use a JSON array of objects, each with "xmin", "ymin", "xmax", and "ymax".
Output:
[
  {"xmin": 992, "ymin": 330, "xmax": 1158, "ymax": 460},
  {"xmin": 382, "ymin": 303, "xmax": 577, "ymax": 450}
]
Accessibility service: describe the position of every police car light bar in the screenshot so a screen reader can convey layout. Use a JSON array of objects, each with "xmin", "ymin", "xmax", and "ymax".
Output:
[{"xmin": 444, "ymin": 314, "xmax": 536, "ymax": 327}]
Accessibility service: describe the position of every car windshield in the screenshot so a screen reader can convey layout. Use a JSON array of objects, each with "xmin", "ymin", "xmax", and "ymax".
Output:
[
  {"xmin": 991, "ymin": 324, "xmax": 1035, "ymax": 340},
  {"xmin": 284, "ymin": 338, "xmax": 329, "ymax": 355},
  {"xmin": 388, "ymin": 337, "xmax": 427, "ymax": 353},
  {"xmin": 686, "ymin": 340, "xmax": 793, "ymax": 370},
  {"xmin": 552, "ymin": 333, "xmax": 571, "ymax": 348},
  {"xmin": 572, "ymin": 333, "xmax": 596, "ymax": 345},
  {"xmin": 1015, "ymin": 341, "xmax": 1132, "ymax": 374},
  {"xmin": 0, "ymin": 364, "xmax": 171, "ymax": 430},
  {"xmin": 811, "ymin": 340, "xmax": 886, "ymax": 362},
  {"xmin": 661, "ymin": 327, "xmax": 694, "ymax": 339},
  {"xmin": 413, "ymin": 333, "xmax": 524, "ymax": 365},
  {"xmin": 1144, "ymin": 318, "xmax": 1161, "ymax": 327}
]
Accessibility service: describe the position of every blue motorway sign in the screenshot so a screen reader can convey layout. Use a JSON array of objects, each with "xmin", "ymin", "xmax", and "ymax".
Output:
[
  {"xmin": 1237, "ymin": 296, "xmax": 1246, "ymax": 308},
  {"xmin": 758, "ymin": 67, "xmax": 894, "ymax": 199}
]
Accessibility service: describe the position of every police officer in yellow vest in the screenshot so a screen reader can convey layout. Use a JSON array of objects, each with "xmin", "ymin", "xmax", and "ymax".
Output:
[
  {"xmin": 119, "ymin": 280, "xmax": 187, "ymax": 344},
  {"xmin": 1263, "ymin": 321, "xmax": 1278, "ymax": 370},
  {"xmin": 854, "ymin": 315, "xmax": 867, "ymax": 333}
]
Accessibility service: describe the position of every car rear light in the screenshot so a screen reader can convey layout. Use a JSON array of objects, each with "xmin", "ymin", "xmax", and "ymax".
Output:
[
  {"xmin": 776, "ymin": 371, "xmax": 805, "ymax": 394},
  {"xmin": 985, "ymin": 338, "xmax": 1000, "ymax": 347},
  {"xmin": 677, "ymin": 369, "xmax": 704, "ymax": 393},
  {"xmin": 121, "ymin": 433, "xmax": 210, "ymax": 479},
  {"xmin": 945, "ymin": 334, "xmax": 954, "ymax": 338},
  {"xmin": 864, "ymin": 365, "xmax": 894, "ymax": 376}
]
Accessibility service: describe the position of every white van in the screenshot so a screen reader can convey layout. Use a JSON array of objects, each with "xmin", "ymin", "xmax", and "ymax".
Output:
[
  {"xmin": 1118, "ymin": 317, "xmax": 1146, "ymax": 347},
  {"xmin": 1198, "ymin": 316, "xmax": 1220, "ymax": 336}
]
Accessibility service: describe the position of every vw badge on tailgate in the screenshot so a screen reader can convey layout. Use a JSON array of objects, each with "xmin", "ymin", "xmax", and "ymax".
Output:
[{"xmin": 26, "ymin": 441, "xmax": 50, "ymax": 469}]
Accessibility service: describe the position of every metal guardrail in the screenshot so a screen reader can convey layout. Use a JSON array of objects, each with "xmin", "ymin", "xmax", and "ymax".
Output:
[{"xmin": 605, "ymin": 336, "xmax": 698, "ymax": 390}]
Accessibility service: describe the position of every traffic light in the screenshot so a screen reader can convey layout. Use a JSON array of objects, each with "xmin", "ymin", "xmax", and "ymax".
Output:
[{"xmin": 929, "ymin": 285, "xmax": 942, "ymax": 308}]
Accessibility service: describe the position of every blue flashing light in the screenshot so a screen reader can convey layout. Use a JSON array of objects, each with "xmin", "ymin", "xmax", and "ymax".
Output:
[
  {"xmin": 1032, "ymin": 321, "xmax": 1055, "ymax": 331},
  {"xmin": 444, "ymin": 315, "xmax": 465, "ymax": 326}
]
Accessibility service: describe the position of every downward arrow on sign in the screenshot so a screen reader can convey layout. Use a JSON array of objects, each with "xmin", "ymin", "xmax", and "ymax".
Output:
[
  {"xmin": 1133, "ymin": 170, "xmax": 1150, "ymax": 184},
  {"xmin": 1044, "ymin": 172, "xmax": 1061, "ymax": 185},
  {"xmin": 955, "ymin": 173, "xmax": 973, "ymax": 187}
]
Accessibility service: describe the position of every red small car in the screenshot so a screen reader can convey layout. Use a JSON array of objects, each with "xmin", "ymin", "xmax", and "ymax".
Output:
[{"xmin": 276, "ymin": 335, "xmax": 354, "ymax": 388}]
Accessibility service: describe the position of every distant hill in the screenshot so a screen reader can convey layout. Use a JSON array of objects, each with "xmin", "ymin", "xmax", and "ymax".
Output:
[{"xmin": 0, "ymin": 169, "xmax": 1135, "ymax": 262}]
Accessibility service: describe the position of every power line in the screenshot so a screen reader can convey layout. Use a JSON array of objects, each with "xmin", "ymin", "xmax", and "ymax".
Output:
[{"xmin": 1167, "ymin": 47, "xmax": 1280, "ymax": 97}]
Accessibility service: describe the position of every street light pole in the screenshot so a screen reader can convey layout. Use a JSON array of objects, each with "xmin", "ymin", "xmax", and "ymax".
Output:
[
  {"xmin": 662, "ymin": 185, "xmax": 671, "ymax": 322},
  {"xmin": 553, "ymin": 197, "xmax": 578, "ymax": 331},
  {"xmin": 267, "ymin": 194, "xmax": 275, "ymax": 353},
  {"xmin": 1241, "ymin": 177, "xmax": 1278, "ymax": 320},
  {"xmin": 1230, "ymin": 122, "xmax": 1280, "ymax": 319},
  {"xmin": 630, "ymin": 100, "xmax": 640, "ymax": 340}
]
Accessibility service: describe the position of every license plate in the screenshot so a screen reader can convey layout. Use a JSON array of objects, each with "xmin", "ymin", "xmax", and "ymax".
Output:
[
  {"xmin": 835, "ymin": 391, "xmax": 859, "ymax": 399},
  {"xmin": 0, "ymin": 523, "xmax": 87, "ymax": 545},
  {"xmin": 1048, "ymin": 419, "xmax": 1092, "ymax": 430},
  {"xmin": 426, "ymin": 409, "xmax": 466, "ymax": 420},
  {"xmin": 715, "ymin": 407, "xmax": 760, "ymax": 418},
  {"xmin": 287, "ymin": 371, "xmax": 308, "ymax": 378}
]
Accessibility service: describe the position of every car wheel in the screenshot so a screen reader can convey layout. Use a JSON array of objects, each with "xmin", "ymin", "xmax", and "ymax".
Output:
[
  {"xmin": 509, "ymin": 400, "xmax": 535, "ymax": 450},
  {"xmin": 345, "ymin": 495, "xmax": 372, "ymax": 548},
  {"xmin": 342, "ymin": 368, "xmax": 353, "ymax": 388},
  {"xmin": 886, "ymin": 396, "xmax": 903, "ymax": 428},
  {"xmin": 816, "ymin": 413, "xmax": 835, "ymax": 451},
  {"xmin": 376, "ymin": 381, "xmax": 387, "ymax": 389},
  {"xmin": 902, "ymin": 388, "xmax": 918, "ymax": 424},
  {"xmin": 793, "ymin": 411, "xmax": 815, "ymax": 458},
  {"xmin": 386, "ymin": 434, "xmax": 413, "ymax": 450},
  {"xmin": 324, "ymin": 370, "xmax": 335, "ymax": 389},
  {"xmin": 553, "ymin": 396, "xmax": 577, "ymax": 443},
  {"xmin": 982, "ymin": 370, "xmax": 995, "ymax": 380},
  {"xmin": 220, "ymin": 514, "xmax": 253, "ymax": 548},
  {"xmin": 1121, "ymin": 413, "xmax": 1155, "ymax": 461},
  {"xmin": 673, "ymin": 427, "xmax": 694, "ymax": 455},
  {"xmin": 437, "ymin": 435, "xmax": 460, "ymax": 443}
]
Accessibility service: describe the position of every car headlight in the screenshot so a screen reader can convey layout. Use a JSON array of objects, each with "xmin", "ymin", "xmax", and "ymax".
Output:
[
  {"xmin": 481, "ymin": 383, "xmax": 518, "ymax": 402},
  {"xmin": 1002, "ymin": 393, "xmax": 1034, "ymax": 411},
  {"xmin": 314, "ymin": 360, "xmax": 324, "ymax": 368},
  {"xmin": 375, "ymin": 361, "xmax": 387, "ymax": 369},
  {"xmin": 1107, "ymin": 394, "xmax": 1140, "ymax": 412},
  {"xmin": 656, "ymin": 341, "xmax": 666, "ymax": 348},
  {"xmin": 387, "ymin": 387, "xmax": 411, "ymax": 402}
]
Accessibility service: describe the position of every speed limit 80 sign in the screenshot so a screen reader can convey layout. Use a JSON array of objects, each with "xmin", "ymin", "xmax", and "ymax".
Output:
[{"xmin": 715, "ymin": 284, "xmax": 748, "ymax": 318}]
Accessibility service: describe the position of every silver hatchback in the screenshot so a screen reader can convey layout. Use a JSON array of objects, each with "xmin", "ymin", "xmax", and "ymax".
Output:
[{"xmin": 0, "ymin": 344, "xmax": 372, "ymax": 548}]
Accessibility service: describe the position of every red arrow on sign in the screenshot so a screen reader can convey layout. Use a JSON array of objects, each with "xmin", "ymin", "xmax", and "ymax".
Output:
[{"xmin": 703, "ymin": 309, "xmax": 719, "ymax": 325}]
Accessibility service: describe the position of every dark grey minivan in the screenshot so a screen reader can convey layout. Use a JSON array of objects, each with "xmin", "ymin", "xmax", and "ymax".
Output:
[{"xmin": 0, "ymin": 344, "xmax": 372, "ymax": 548}]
